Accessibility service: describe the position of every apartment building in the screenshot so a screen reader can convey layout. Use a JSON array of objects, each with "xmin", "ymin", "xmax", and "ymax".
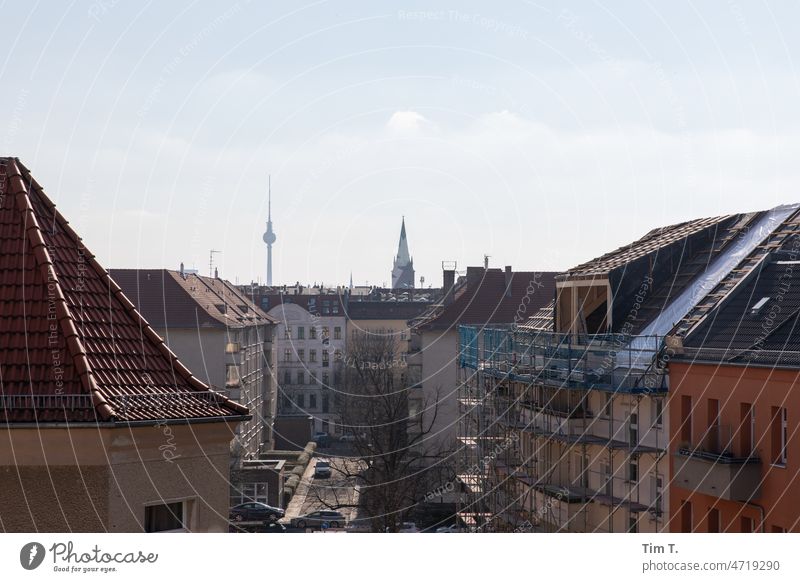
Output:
[
  {"xmin": 458, "ymin": 205, "xmax": 800, "ymax": 532},
  {"xmin": 111, "ymin": 269, "xmax": 277, "ymax": 455},
  {"xmin": 264, "ymin": 294, "xmax": 347, "ymax": 438},
  {"xmin": 410, "ymin": 266, "xmax": 557, "ymax": 462},
  {"xmin": 669, "ymin": 223, "xmax": 800, "ymax": 533},
  {"xmin": 0, "ymin": 158, "xmax": 248, "ymax": 532}
]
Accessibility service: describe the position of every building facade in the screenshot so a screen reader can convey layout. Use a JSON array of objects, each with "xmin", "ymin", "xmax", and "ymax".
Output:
[
  {"xmin": 456, "ymin": 203, "xmax": 800, "ymax": 533},
  {"xmin": 110, "ymin": 269, "xmax": 277, "ymax": 456},
  {"xmin": 265, "ymin": 295, "xmax": 347, "ymax": 438}
]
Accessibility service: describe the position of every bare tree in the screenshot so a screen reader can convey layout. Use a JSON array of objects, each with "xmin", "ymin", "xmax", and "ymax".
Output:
[{"xmin": 314, "ymin": 331, "xmax": 453, "ymax": 532}]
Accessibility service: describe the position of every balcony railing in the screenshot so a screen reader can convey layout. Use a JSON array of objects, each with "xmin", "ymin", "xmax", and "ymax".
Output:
[
  {"xmin": 459, "ymin": 327, "xmax": 668, "ymax": 393},
  {"xmin": 675, "ymin": 424, "xmax": 761, "ymax": 501}
]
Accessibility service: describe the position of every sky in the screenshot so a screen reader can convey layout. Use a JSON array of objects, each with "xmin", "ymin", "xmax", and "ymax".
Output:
[{"xmin": 3, "ymin": 1, "xmax": 800, "ymax": 287}]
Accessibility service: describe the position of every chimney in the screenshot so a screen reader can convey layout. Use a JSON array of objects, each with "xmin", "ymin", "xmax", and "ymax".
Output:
[
  {"xmin": 442, "ymin": 264, "xmax": 456, "ymax": 305},
  {"xmin": 214, "ymin": 267, "xmax": 219, "ymax": 279},
  {"xmin": 180, "ymin": 262, "xmax": 185, "ymax": 279},
  {"xmin": 505, "ymin": 266, "xmax": 513, "ymax": 298},
  {"xmin": 466, "ymin": 266, "xmax": 483, "ymax": 290}
]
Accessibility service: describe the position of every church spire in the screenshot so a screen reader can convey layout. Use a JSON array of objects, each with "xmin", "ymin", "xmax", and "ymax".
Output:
[{"xmin": 391, "ymin": 216, "xmax": 415, "ymax": 289}]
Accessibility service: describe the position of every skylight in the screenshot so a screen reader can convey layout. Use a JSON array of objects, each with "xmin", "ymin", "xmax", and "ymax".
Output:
[{"xmin": 750, "ymin": 296, "xmax": 770, "ymax": 314}]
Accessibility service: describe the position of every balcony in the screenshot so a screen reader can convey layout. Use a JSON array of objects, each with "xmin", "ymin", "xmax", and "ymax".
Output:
[
  {"xmin": 463, "ymin": 328, "xmax": 668, "ymax": 394},
  {"xmin": 674, "ymin": 425, "xmax": 761, "ymax": 502}
]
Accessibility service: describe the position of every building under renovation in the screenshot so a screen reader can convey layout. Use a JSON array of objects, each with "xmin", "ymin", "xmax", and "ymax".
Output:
[{"xmin": 457, "ymin": 204, "xmax": 800, "ymax": 532}]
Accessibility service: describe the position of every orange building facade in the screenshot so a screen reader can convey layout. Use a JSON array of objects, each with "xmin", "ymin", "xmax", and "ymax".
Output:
[{"xmin": 669, "ymin": 362, "xmax": 800, "ymax": 533}]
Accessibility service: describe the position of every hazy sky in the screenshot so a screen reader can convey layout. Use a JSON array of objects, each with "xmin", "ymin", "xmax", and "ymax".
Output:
[{"xmin": 3, "ymin": 1, "xmax": 800, "ymax": 287}]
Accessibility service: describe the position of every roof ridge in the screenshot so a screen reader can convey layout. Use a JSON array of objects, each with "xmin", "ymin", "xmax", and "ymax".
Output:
[{"xmin": 5, "ymin": 159, "xmax": 116, "ymax": 420}]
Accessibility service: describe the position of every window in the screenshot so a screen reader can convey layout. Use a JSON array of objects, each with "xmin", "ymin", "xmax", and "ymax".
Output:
[
  {"xmin": 740, "ymin": 403, "xmax": 755, "ymax": 457},
  {"xmin": 297, "ymin": 371, "xmax": 305, "ymax": 385},
  {"xmin": 628, "ymin": 515, "xmax": 638, "ymax": 533},
  {"xmin": 284, "ymin": 349, "xmax": 292, "ymax": 363},
  {"xmin": 309, "ymin": 394, "xmax": 317, "ymax": 410},
  {"xmin": 321, "ymin": 419, "xmax": 329, "ymax": 432},
  {"xmin": 298, "ymin": 349, "xmax": 305, "ymax": 362},
  {"xmin": 334, "ymin": 349, "xmax": 342, "ymax": 362},
  {"xmin": 322, "ymin": 326, "xmax": 329, "ymax": 339},
  {"xmin": 284, "ymin": 326, "xmax": 291, "ymax": 339},
  {"xmin": 602, "ymin": 393, "xmax": 612, "ymax": 418},
  {"xmin": 322, "ymin": 373, "xmax": 329, "ymax": 387},
  {"xmin": 681, "ymin": 396, "xmax": 693, "ymax": 444},
  {"xmin": 680, "ymin": 500, "xmax": 692, "ymax": 533},
  {"xmin": 310, "ymin": 326, "xmax": 317, "ymax": 339},
  {"xmin": 650, "ymin": 474, "xmax": 663, "ymax": 515},
  {"xmin": 334, "ymin": 326, "xmax": 341, "ymax": 340},
  {"xmin": 573, "ymin": 452, "xmax": 588, "ymax": 488},
  {"xmin": 707, "ymin": 399, "xmax": 720, "ymax": 452},
  {"xmin": 283, "ymin": 371, "xmax": 291, "ymax": 385},
  {"xmin": 771, "ymin": 407, "xmax": 788, "ymax": 466},
  {"xmin": 322, "ymin": 350, "xmax": 329, "ymax": 367},
  {"xmin": 226, "ymin": 364, "xmax": 240, "ymax": 386},
  {"xmin": 741, "ymin": 516, "xmax": 754, "ymax": 533},
  {"xmin": 225, "ymin": 342, "xmax": 240, "ymax": 353},
  {"xmin": 297, "ymin": 327, "xmax": 305, "ymax": 340},
  {"xmin": 601, "ymin": 460, "xmax": 612, "ymax": 496},
  {"xmin": 231, "ymin": 483, "xmax": 269, "ymax": 506},
  {"xmin": 628, "ymin": 458, "xmax": 638, "ymax": 482},
  {"xmin": 322, "ymin": 395, "xmax": 329, "ymax": 413},
  {"xmin": 145, "ymin": 501, "xmax": 186, "ymax": 532},
  {"xmin": 311, "ymin": 373, "xmax": 318, "ymax": 385},
  {"xmin": 628, "ymin": 412, "xmax": 638, "ymax": 447},
  {"xmin": 309, "ymin": 350, "xmax": 317, "ymax": 363},
  {"xmin": 707, "ymin": 507, "xmax": 720, "ymax": 533},
  {"xmin": 651, "ymin": 398, "xmax": 663, "ymax": 429},
  {"xmin": 296, "ymin": 393, "xmax": 305, "ymax": 408}
]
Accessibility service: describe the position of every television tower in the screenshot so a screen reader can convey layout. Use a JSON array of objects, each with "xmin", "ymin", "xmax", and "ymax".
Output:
[{"xmin": 262, "ymin": 176, "xmax": 277, "ymax": 285}]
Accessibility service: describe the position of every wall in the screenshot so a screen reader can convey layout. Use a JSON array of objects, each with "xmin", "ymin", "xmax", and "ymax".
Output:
[
  {"xmin": 420, "ymin": 328, "xmax": 460, "ymax": 456},
  {"xmin": 669, "ymin": 362, "xmax": 800, "ymax": 532},
  {"xmin": 0, "ymin": 423, "xmax": 236, "ymax": 532}
]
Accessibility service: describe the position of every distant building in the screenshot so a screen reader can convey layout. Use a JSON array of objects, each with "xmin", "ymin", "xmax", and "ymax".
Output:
[
  {"xmin": 0, "ymin": 158, "xmax": 247, "ymax": 532},
  {"xmin": 411, "ymin": 266, "xmax": 557, "ymax": 460},
  {"xmin": 110, "ymin": 268, "xmax": 277, "ymax": 456},
  {"xmin": 391, "ymin": 217, "xmax": 415, "ymax": 289},
  {"xmin": 262, "ymin": 294, "xmax": 348, "ymax": 440}
]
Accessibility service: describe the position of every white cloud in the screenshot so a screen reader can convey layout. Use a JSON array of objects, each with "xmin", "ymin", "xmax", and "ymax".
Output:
[{"xmin": 386, "ymin": 110, "xmax": 436, "ymax": 136}]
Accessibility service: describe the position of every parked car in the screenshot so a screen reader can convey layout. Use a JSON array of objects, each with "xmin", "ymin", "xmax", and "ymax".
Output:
[
  {"xmin": 229, "ymin": 502, "xmax": 285, "ymax": 522},
  {"xmin": 290, "ymin": 510, "xmax": 346, "ymax": 529},
  {"xmin": 312, "ymin": 432, "xmax": 330, "ymax": 447},
  {"xmin": 262, "ymin": 522, "xmax": 288, "ymax": 533},
  {"xmin": 338, "ymin": 434, "xmax": 356, "ymax": 443},
  {"xmin": 435, "ymin": 524, "xmax": 459, "ymax": 533},
  {"xmin": 397, "ymin": 522, "xmax": 420, "ymax": 533},
  {"xmin": 314, "ymin": 461, "xmax": 332, "ymax": 478}
]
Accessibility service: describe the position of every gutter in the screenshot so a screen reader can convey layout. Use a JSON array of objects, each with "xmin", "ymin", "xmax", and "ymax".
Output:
[{"xmin": 0, "ymin": 414, "xmax": 252, "ymax": 429}]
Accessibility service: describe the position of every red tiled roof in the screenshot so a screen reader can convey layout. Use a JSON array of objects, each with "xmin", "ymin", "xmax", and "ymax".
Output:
[
  {"xmin": 0, "ymin": 158, "xmax": 249, "ymax": 423},
  {"xmin": 109, "ymin": 269, "xmax": 276, "ymax": 329},
  {"xmin": 418, "ymin": 268, "xmax": 557, "ymax": 331}
]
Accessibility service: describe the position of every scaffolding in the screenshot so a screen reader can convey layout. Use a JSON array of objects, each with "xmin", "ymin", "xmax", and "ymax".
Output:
[{"xmin": 457, "ymin": 326, "xmax": 669, "ymax": 532}]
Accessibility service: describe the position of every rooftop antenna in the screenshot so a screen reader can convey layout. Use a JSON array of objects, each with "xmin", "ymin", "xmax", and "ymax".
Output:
[{"xmin": 209, "ymin": 249, "xmax": 221, "ymax": 277}]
